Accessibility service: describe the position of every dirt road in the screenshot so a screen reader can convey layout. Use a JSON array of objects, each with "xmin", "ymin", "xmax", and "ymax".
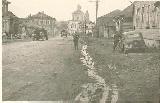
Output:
[
  {"xmin": 3, "ymin": 36, "xmax": 88, "ymax": 101},
  {"xmin": 2, "ymin": 36, "xmax": 160, "ymax": 102}
]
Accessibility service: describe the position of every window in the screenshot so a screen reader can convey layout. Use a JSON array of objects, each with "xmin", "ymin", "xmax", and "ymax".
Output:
[
  {"xmin": 77, "ymin": 17, "xmax": 79, "ymax": 20},
  {"xmin": 142, "ymin": 7, "xmax": 145, "ymax": 23},
  {"xmin": 48, "ymin": 20, "xmax": 50, "ymax": 25},
  {"xmin": 43, "ymin": 20, "xmax": 46, "ymax": 25},
  {"xmin": 142, "ymin": 6, "xmax": 144, "ymax": 13}
]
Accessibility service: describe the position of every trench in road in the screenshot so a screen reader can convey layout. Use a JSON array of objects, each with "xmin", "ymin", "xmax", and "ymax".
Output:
[{"xmin": 75, "ymin": 40, "xmax": 119, "ymax": 103}]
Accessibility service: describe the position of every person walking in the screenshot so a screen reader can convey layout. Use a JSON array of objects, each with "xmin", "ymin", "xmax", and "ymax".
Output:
[
  {"xmin": 113, "ymin": 31, "xmax": 122, "ymax": 51},
  {"xmin": 73, "ymin": 32, "xmax": 80, "ymax": 50}
]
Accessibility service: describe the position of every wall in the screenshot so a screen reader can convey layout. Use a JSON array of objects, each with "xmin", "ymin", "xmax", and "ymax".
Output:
[
  {"xmin": 133, "ymin": 1, "xmax": 160, "ymax": 29},
  {"xmin": 136, "ymin": 29, "xmax": 160, "ymax": 48}
]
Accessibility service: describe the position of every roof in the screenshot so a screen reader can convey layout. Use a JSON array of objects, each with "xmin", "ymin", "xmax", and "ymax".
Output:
[
  {"xmin": 102, "ymin": 9, "xmax": 121, "ymax": 18},
  {"xmin": 3, "ymin": 0, "xmax": 11, "ymax": 4},
  {"xmin": 97, "ymin": 10, "xmax": 121, "ymax": 26},
  {"xmin": 3, "ymin": 11, "xmax": 18, "ymax": 18},
  {"xmin": 8, "ymin": 11, "xmax": 17, "ymax": 17},
  {"xmin": 73, "ymin": 4, "xmax": 84, "ymax": 15},
  {"xmin": 119, "ymin": 4, "xmax": 133, "ymax": 17},
  {"xmin": 28, "ymin": 12, "xmax": 56, "ymax": 20}
]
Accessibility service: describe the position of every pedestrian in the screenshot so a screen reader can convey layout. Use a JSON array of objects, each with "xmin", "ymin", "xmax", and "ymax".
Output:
[
  {"xmin": 113, "ymin": 31, "xmax": 122, "ymax": 51},
  {"xmin": 73, "ymin": 32, "xmax": 80, "ymax": 50}
]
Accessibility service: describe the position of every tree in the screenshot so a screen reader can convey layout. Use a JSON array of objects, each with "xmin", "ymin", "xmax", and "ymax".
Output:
[
  {"xmin": 56, "ymin": 21, "xmax": 68, "ymax": 31},
  {"xmin": 154, "ymin": 1, "xmax": 160, "ymax": 8},
  {"xmin": 113, "ymin": 15, "xmax": 125, "ymax": 32}
]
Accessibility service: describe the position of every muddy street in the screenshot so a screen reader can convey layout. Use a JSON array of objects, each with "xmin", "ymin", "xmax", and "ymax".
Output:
[
  {"xmin": 2, "ymin": 36, "xmax": 86, "ymax": 101},
  {"xmin": 2, "ymin": 36, "xmax": 160, "ymax": 102}
]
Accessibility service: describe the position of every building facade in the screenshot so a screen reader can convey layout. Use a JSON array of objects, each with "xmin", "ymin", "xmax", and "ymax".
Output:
[
  {"xmin": 68, "ymin": 5, "xmax": 94, "ymax": 35},
  {"xmin": 97, "ymin": 1, "xmax": 160, "ymax": 39},
  {"xmin": 132, "ymin": 1, "xmax": 160, "ymax": 48},
  {"xmin": 96, "ymin": 10, "xmax": 122, "ymax": 38},
  {"xmin": 22, "ymin": 11, "xmax": 56, "ymax": 36},
  {"xmin": 133, "ymin": 1, "xmax": 160, "ymax": 29},
  {"xmin": 2, "ymin": 0, "xmax": 19, "ymax": 37}
]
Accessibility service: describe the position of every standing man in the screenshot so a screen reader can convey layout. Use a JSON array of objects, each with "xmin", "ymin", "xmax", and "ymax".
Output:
[
  {"xmin": 113, "ymin": 31, "xmax": 122, "ymax": 51},
  {"xmin": 73, "ymin": 32, "xmax": 80, "ymax": 50}
]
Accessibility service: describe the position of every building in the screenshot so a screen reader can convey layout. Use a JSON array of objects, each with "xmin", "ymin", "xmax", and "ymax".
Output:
[
  {"xmin": 96, "ymin": 10, "xmax": 122, "ymax": 38},
  {"xmin": 133, "ymin": 1, "xmax": 160, "ymax": 29},
  {"xmin": 86, "ymin": 22, "xmax": 95, "ymax": 35},
  {"xmin": 21, "ymin": 11, "xmax": 56, "ymax": 36},
  {"xmin": 97, "ymin": 1, "xmax": 160, "ymax": 39},
  {"xmin": 2, "ymin": 0, "xmax": 19, "ymax": 38},
  {"xmin": 132, "ymin": 1, "xmax": 160, "ymax": 48},
  {"xmin": 68, "ymin": 5, "xmax": 95, "ymax": 35}
]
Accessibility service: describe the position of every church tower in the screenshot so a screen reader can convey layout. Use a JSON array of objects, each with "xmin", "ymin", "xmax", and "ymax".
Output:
[{"xmin": 72, "ymin": 4, "xmax": 84, "ymax": 21}]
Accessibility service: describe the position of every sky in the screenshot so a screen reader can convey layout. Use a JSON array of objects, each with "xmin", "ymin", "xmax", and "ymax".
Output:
[{"xmin": 8, "ymin": 0, "xmax": 133, "ymax": 21}]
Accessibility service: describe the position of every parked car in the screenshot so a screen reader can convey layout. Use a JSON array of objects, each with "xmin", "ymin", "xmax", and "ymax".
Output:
[
  {"xmin": 122, "ymin": 31, "xmax": 146, "ymax": 54},
  {"xmin": 61, "ymin": 30, "xmax": 67, "ymax": 37},
  {"xmin": 32, "ymin": 28, "xmax": 48, "ymax": 41}
]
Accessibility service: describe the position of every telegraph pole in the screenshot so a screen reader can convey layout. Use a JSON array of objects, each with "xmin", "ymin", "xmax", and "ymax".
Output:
[
  {"xmin": 89, "ymin": 0, "xmax": 100, "ymax": 37},
  {"xmin": 89, "ymin": 0, "xmax": 100, "ymax": 23}
]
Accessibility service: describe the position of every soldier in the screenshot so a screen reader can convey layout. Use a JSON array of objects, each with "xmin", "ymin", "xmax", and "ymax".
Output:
[
  {"xmin": 113, "ymin": 31, "xmax": 122, "ymax": 51},
  {"xmin": 73, "ymin": 32, "xmax": 80, "ymax": 50}
]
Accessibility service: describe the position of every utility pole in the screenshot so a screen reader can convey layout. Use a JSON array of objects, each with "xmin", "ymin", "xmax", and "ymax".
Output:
[
  {"xmin": 89, "ymin": 0, "xmax": 100, "ymax": 37},
  {"xmin": 89, "ymin": 0, "xmax": 100, "ymax": 23},
  {"xmin": 129, "ymin": 1, "xmax": 135, "ymax": 30}
]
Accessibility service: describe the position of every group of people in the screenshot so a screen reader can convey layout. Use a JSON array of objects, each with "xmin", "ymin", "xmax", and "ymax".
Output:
[{"xmin": 71, "ymin": 30, "xmax": 123, "ymax": 52}]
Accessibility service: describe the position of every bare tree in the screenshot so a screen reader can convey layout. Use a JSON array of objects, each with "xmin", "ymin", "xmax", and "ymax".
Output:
[{"xmin": 113, "ymin": 15, "xmax": 124, "ymax": 32}]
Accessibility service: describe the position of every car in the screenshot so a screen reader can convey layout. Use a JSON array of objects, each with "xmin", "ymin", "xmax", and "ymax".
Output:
[
  {"xmin": 61, "ymin": 30, "xmax": 67, "ymax": 37},
  {"xmin": 122, "ymin": 31, "xmax": 146, "ymax": 54},
  {"xmin": 32, "ymin": 28, "xmax": 48, "ymax": 41}
]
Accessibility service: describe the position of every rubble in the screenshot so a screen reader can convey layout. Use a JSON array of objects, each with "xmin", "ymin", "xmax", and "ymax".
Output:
[{"xmin": 75, "ymin": 44, "xmax": 117, "ymax": 103}]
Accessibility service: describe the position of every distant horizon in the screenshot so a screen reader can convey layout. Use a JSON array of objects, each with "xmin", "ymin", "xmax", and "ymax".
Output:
[{"xmin": 7, "ymin": 0, "xmax": 138, "ymax": 22}]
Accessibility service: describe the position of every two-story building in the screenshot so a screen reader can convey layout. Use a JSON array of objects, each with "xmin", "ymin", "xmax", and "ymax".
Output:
[{"xmin": 21, "ymin": 11, "xmax": 56, "ymax": 36}]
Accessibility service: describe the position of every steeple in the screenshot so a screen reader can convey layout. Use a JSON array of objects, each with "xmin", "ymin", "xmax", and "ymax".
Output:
[{"xmin": 77, "ymin": 4, "xmax": 82, "ymax": 11}]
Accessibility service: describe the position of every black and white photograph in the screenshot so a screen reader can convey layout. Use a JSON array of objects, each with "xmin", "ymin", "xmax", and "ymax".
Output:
[{"xmin": 1, "ymin": 0, "xmax": 160, "ymax": 103}]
